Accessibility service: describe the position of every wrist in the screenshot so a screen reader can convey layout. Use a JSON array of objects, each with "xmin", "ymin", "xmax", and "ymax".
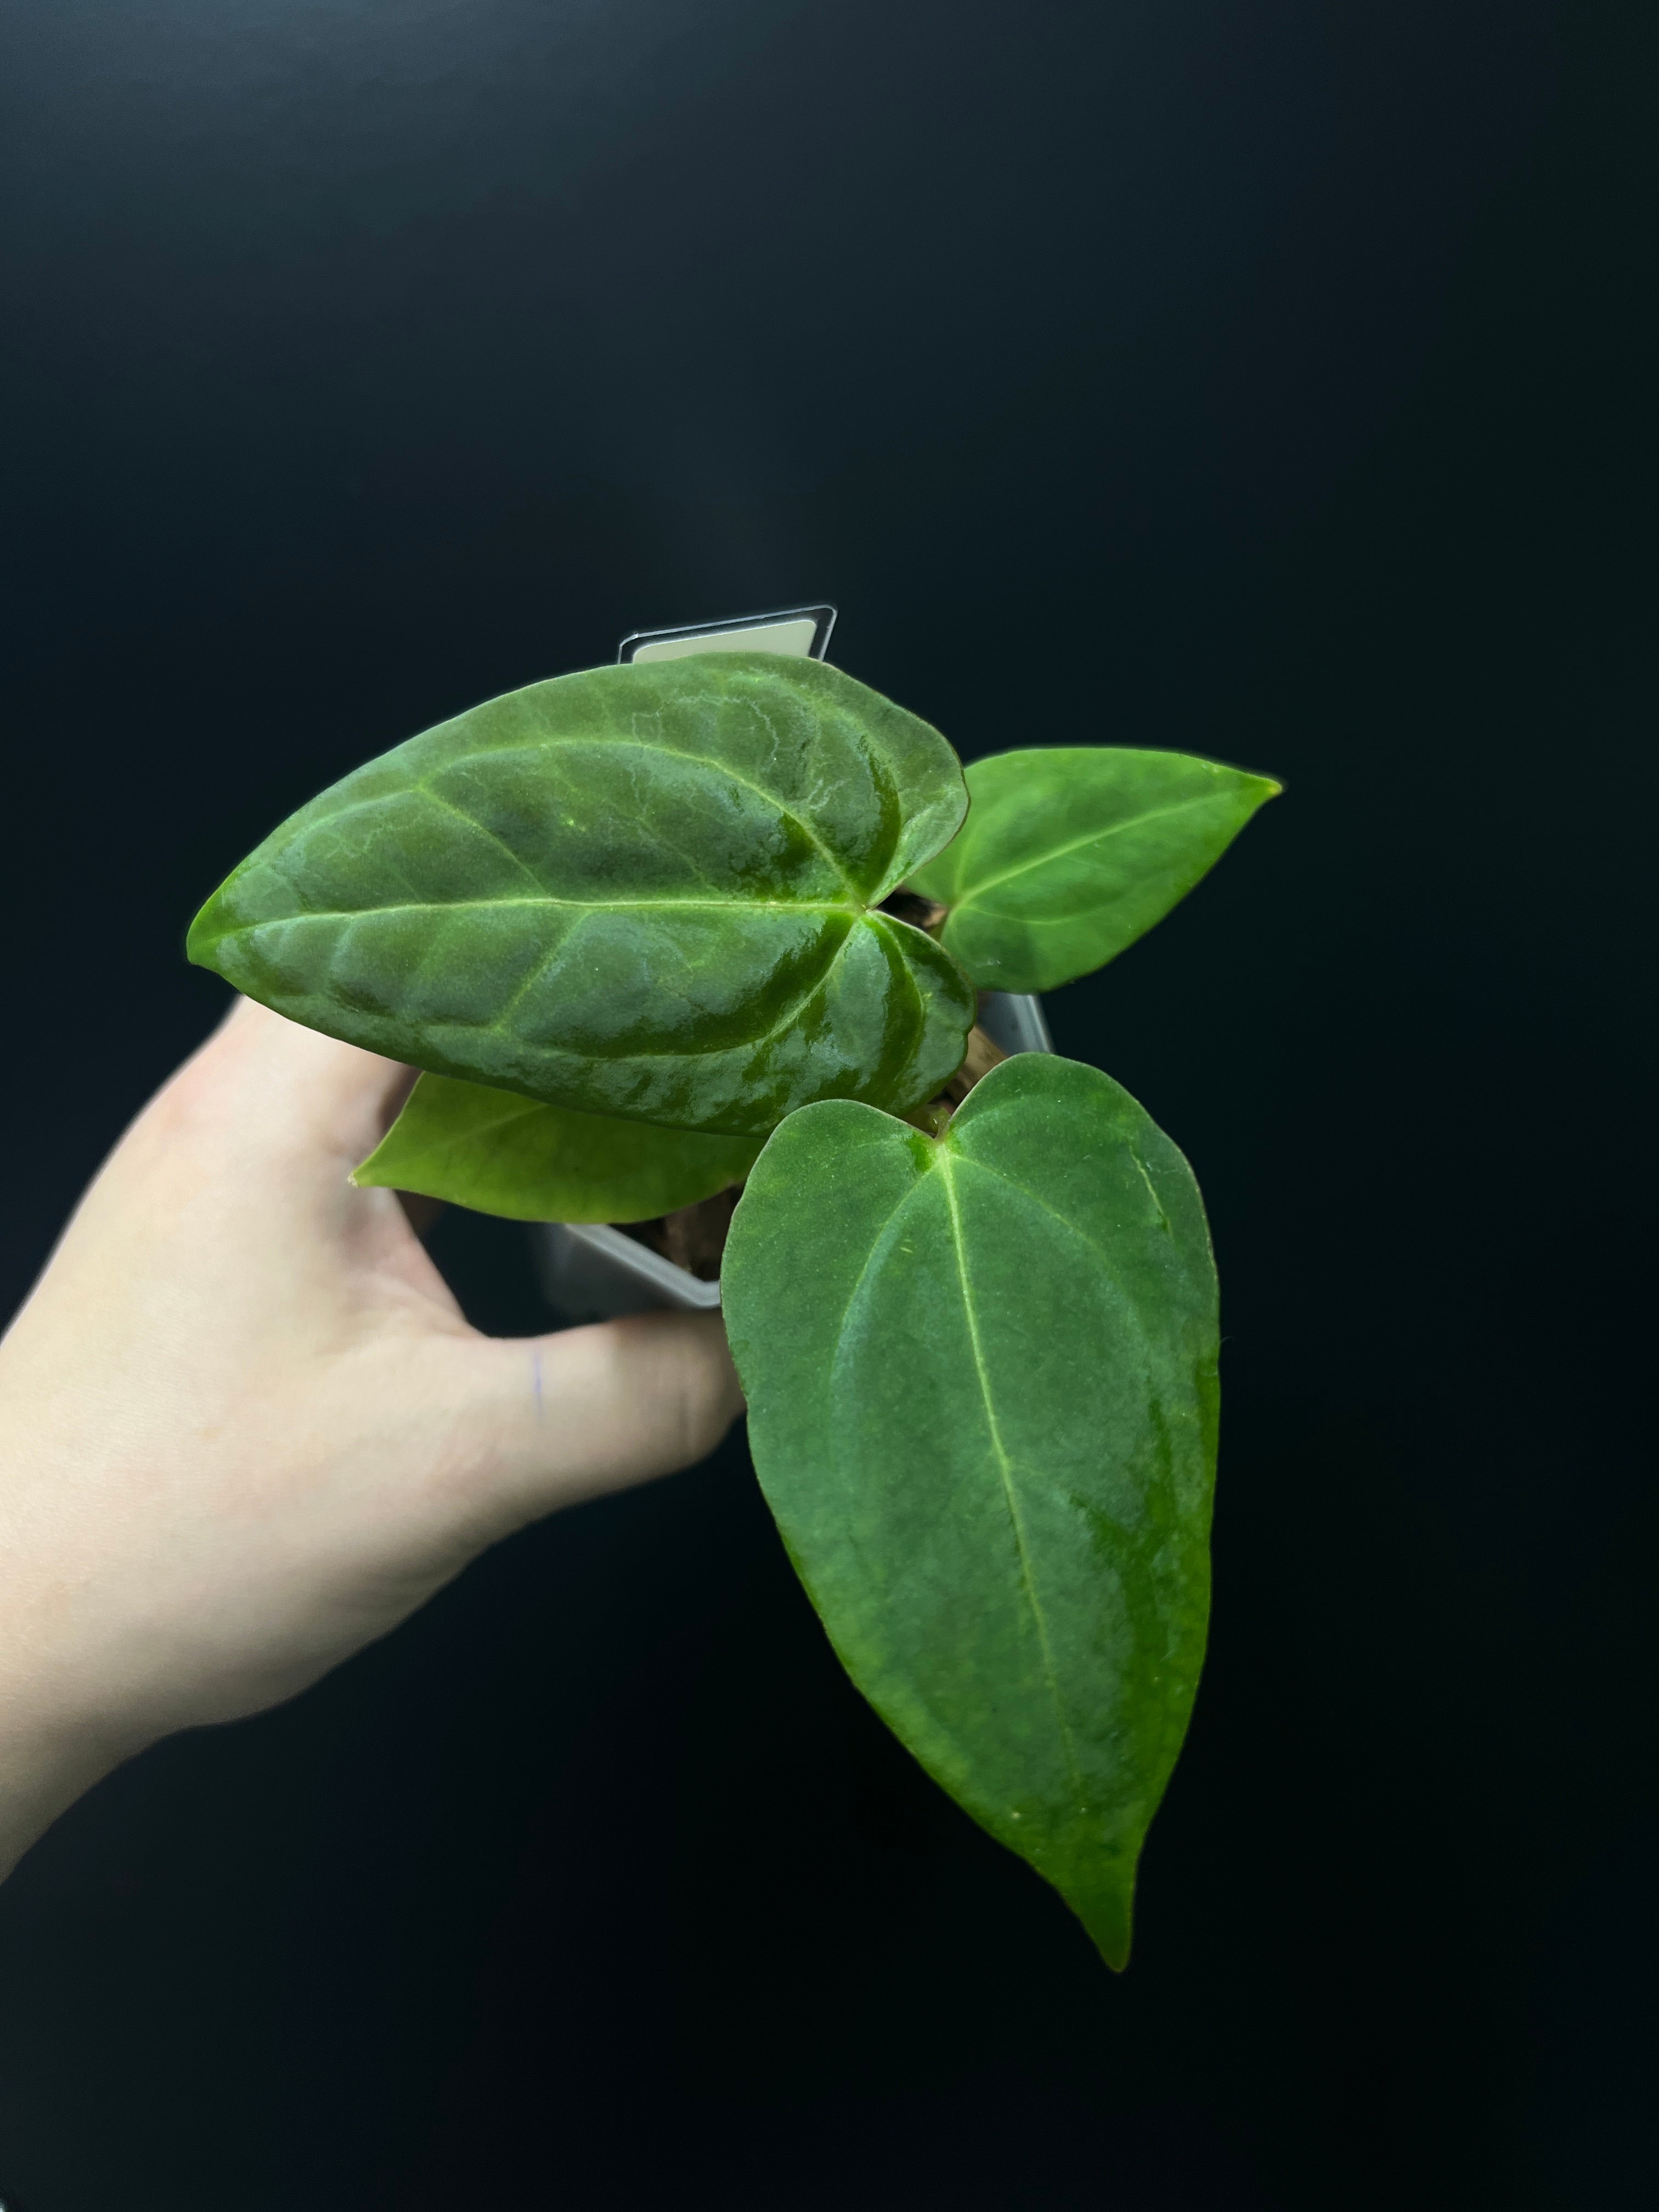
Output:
[
  {"xmin": 0, "ymin": 1709, "xmax": 122, "ymax": 1880},
  {"xmin": 0, "ymin": 1618, "xmax": 154, "ymax": 1880}
]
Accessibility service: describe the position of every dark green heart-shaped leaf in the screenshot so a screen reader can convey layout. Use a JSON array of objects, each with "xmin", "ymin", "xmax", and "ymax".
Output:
[
  {"xmin": 189, "ymin": 654, "xmax": 975, "ymax": 1136},
  {"xmin": 909, "ymin": 746, "xmax": 1279, "ymax": 992},
  {"xmin": 721, "ymin": 1053, "xmax": 1219, "ymax": 1968},
  {"xmin": 352, "ymin": 1073, "xmax": 760, "ymax": 1223}
]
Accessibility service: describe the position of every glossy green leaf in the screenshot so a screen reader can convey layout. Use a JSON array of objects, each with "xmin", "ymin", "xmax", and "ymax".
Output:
[
  {"xmin": 188, "ymin": 653, "xmax": 975, "ymax": 1136},
  {"xmin": 352, "ymin": 1073, "xmax": 759, "ymax": 1223},
  {"xmin": 909, "ymin": 746, "xmax": 1279, "ymax": 992},
  {"xmin": 722, "ymin": 1053, "xmax": 1218, "ymax": 1967}
]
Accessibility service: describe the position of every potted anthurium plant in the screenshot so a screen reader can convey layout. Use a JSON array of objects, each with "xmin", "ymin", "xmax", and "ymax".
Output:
[{"xmin": 188, "ymin": 651, "xmax": 1277, "ymax": 1967}]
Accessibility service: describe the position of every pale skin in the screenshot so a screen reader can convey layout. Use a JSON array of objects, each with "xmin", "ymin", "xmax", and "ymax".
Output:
[{"xmin": 0, "ymin": 997, "xmax": 744, "ymax": 1878}]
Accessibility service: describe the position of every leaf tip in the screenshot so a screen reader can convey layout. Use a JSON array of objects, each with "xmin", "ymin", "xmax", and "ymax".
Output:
[
  {"xmin": 184, "ymin": 885, "xmax": 238, "ymax": 975},
  {"xmin": 1057, "ymin": 1858, "xmax": 1138, "ymax": 1972},
  {"xmin": 1076, "ymin": 1885, "xmax": 1135, "ymax": 1973}
]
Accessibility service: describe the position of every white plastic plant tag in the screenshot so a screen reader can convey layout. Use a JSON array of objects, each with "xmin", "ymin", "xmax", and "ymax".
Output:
[{"xmin": 618, "ymin": 603, "xmax": 836, "ymax": 664}]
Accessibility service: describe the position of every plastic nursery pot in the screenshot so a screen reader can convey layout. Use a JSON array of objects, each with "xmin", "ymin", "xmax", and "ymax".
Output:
[{"xmin": 532, "ymin": 990, "xmax": 1054, "ymax": 1327}]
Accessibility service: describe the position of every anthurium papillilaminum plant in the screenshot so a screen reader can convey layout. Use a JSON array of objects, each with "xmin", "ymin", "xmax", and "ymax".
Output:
[{"xmin": 188, "ymin": 651, "xmax": 1277, "ymax": 1966}]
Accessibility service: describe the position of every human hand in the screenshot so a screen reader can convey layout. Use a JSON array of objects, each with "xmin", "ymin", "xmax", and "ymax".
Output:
[{"xmin": 0, "ymin": 998, "xmax": 743, "ymax": 1875}]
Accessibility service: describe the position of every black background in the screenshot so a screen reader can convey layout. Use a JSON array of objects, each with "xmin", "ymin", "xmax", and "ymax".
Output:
[{"xmin": 1, "ymin": 3, "xmax": 1653, "ymax": 2205}]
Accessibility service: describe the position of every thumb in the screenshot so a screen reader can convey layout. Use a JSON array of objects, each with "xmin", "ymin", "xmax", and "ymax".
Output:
[{"xmin": 427, "ymin": 1310, "xmax": 746, "ymax": 1541}]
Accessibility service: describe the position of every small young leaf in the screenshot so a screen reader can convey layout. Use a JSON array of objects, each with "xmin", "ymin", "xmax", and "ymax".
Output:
[
  {"xmin": 721, "ymin": 1053, "xmax": 1218, "ymax": 1968},
  {"xmin": 352, "ymin": 1073, "xmax": 759, "ymax": 1223},
  {"xmin": 188, "ymin": 653, "xmax": 974, "ymax": 1136},
  {"xmin": 909, "ymin": 746, "xmax": 1279, "ymax": 991}
]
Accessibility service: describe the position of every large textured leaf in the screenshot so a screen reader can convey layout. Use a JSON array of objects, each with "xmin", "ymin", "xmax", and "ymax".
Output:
[
  {"xmin": 909, "ymin": 746, "xmax": 1279, "ymax": 992},
  {"xmin": 188, "ymin": 654, "xmax": 975, "ymax": 1136},
  {"xmin": 352, "ymin": 1073, "xmax": 759, "ymax": 1223},
  {"xmin": 721, "ymin": 1053, "xmax": 1219, "ymax": 1967}
]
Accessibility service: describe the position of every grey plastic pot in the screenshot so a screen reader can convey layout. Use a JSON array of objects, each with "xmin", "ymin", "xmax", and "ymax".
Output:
[{"xmin": 533, "ymin": 990, "xmax": 1053, "ymax": 1325}]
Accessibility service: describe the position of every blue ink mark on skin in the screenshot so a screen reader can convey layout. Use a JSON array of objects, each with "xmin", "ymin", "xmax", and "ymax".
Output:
[{"xmin": 531, "ymin": 1347, "xmax": 545, "ymax": 1422}]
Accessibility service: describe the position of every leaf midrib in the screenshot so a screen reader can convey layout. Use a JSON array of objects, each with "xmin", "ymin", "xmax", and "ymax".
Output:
[
  {"xmin": 227, "ymin": 895, "xmax": 861, "ymax": 922},
  {"xmin": 950, "ymin": 791, "xmax": 1233, "ymax": 907},
  {"xmin": 404, "ymin": 1090, "xmax": 545, "ymax": 1146},
  {"xmin": 414, "ymin": 915, "xmax": 867, "ymax": 1068},
  {"xmin": 219, "ymin": 901, "xmax": 950, "ymax": 1079},
  {"xmin": 934, "ymin": 1145, "xmax": 1086, "ymax": 1809}
]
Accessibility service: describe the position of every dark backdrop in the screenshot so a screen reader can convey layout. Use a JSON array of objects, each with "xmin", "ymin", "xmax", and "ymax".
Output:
[{"xmin": 1, "ymin": 4, "xmax": 1652, "ymax": 2207}]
